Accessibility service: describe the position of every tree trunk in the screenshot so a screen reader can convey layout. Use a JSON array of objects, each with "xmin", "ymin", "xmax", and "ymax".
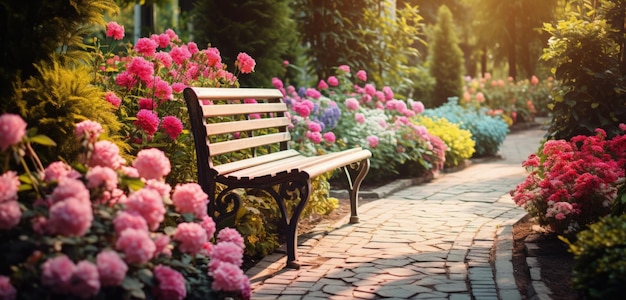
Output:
[{"xmin": 507, "ymin": 8, "xmax": 517, "ymax": 79}]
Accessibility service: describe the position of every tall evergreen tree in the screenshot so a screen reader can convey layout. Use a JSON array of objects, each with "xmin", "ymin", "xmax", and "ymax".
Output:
[
  {"xmin": 428, "ymin": 5, "xmax": 464, "ymax": 107},
  {"xmin": 191, "ymin": 0, "xmax": 298, "ymax": 87}
]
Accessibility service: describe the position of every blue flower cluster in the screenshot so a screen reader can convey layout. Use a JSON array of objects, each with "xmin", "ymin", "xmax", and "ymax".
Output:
[
  {"xmin": 424, "ymin": 97, "xmax": 509, "ymax": 157},
  {"xmin": 315, "ymin": 105, "xmax": 341, "ymax": 131}
]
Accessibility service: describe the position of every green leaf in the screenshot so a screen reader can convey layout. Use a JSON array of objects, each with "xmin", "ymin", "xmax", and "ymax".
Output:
[
  {"xmin": 163, "ymin": 226, "xmax": 177, "ymax": 235},
  {"xmin": 122, "ymin": 277, "xmax": 144, "ymax": 290},
  {"xmin": 18, "ymin": 183, "xmax": 33, "ymax": 192},
  {"xmin": 137, "ymin": 268, "xmax": 153, "ymax": 285},
  {"xmin": 591, "ymin": 102, "xmax": 600, "ymax": 109},
  {"xmin": 18, "ymin": 174, "xmax": 33, "ymax": 184},
  {"xmin": 121, "ymin": 177, "xmax": 145, "ymax": 191},
  {"xmin": 130, "ymin": 288, "xmax": 146, "ymax": 299},
  {"xmin": 28, "ymin": 134, "xmax": 57, "ymax": 146}
]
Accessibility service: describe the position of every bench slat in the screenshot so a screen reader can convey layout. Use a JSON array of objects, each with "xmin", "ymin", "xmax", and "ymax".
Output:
[
  {"xmin": 209, "ymin": 132, "xmax": 291, "ymax": 156},
  {"xmin": 225, "ymin": 155, "xmax": 309, "ymax": 178},
  {"xmin": 303, "ymin": 150, "xmax": 372, "ymax": 179},
  {"xmin": 192, "ymin": 87, "xmax": 284, "ymax": 100},
  {"xmin": 202, "ymin": 103, "xmax": 287, "ymax": 117},
  {"xmin": 213, "ymin": 150, "xmax": 301, "ymax": 174},
  {"xmin": 225, "ymin": 148, "xmax": 368, "ymax": 179},
  {"xmin": 205, "ymin": 117, "xmax": 291, "ymax": 135}
]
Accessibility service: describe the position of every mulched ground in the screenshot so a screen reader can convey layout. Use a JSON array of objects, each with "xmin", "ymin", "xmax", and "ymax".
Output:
[{"xmin": 512, "ymin": 216, "xmax": 579, "ymax": 300}]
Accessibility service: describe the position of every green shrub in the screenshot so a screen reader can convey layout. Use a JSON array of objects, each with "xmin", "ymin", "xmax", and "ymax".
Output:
[
  {"xmin": 428, "ymin": 5, "xmax": 465, "ymax": 107},
  {"xmin": 413, "ymin": 115, "xmax": 475, "ymax": 168},
  {"xmin": 10, "ymin": 60, "xmax": 127, "ymax": 164},
  {"xmin": 541, "ymin": 2, "xmax": 626, "ymax": 140},
  {"xmin": 565, "ymin": 214, "xmax": 626, "ymax": 299}
]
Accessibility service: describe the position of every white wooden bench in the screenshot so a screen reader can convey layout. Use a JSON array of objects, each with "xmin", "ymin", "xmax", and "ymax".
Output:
[{"xmin": 183, "ymin": 87, "xmax": 371, "ymax": 268}]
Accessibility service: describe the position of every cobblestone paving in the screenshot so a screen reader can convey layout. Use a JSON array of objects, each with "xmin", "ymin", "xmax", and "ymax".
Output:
[{"xmin": 246, "ymin": 128, "xmax": 546, "ymax": 299}]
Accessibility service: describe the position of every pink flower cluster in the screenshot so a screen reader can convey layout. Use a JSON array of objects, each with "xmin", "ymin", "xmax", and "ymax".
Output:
[
  {"xmin": 99, "ymin": 24, "xmax": 251, "ymax": 148},
  {"xmin": 236, "ymin": 52, "xmax": 256, "ymax": 74},
  {"xmin": 0, "ymin": 275, "xmax": 16, "ymax": 299},
  {"xmin": 132, "ymin": 148, "xmax": 171, "ymax": 180},
  {"xmin": 106, "ymin": 21, "xmax": 124, "ymax": 40},
  {"xmin": 174, "ymin": 222, "xmax": 207, "ymax": 254},
  {"xmin": 0, "ymin": 113, "xmax": 26, "ymax": 151},
  {"xmin": 511, "ymin": 127, "xmax": 626, "ymax": 233},
  {"xmin": 172, "ymin": 183, "xmax": 208, "ymax": 219},
  {"xmin": 0, "ymin": 171, "xmax": 21, "ymax": 230},
  {"xmin": 154, "ymin": 265, "xmax": 186, "ymax": 300},
  {"xmin": 41, "ymin": 255, "xmax": 101, "ymax": 298},
  {"xmin": 209, "ymin": 228, "xmax": 249, "ymax": 296}
]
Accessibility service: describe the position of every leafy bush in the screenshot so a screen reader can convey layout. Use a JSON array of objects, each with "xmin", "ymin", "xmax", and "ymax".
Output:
[
  {"xmin": 564, "ymin": 214, "xmax": 626, "ymax": 299},
  {"xmin": 511, "ymin": 127, "xmax": 626, "ymax": 235},
  {"xmin": 10, "ymin": 60, "xmax": 128, "ymax": 165},
  {"xmin": 541, "ymin": 2, "xmax": 626, "ymax": 140},
  {"xmin": 414, "ymin": 115, "xmax": 475, "ymax": 168},
  {"xmin": 428, "ymin": 5, "xmax": 464, "ymax": 107},
  {"xmin": 423, "ymin": 97, "xmax": 509, "ymax": 157}
]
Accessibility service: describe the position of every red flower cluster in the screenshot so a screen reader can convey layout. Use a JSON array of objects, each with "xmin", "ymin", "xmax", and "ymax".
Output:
[{"xmin": 511, "ymin": 127, "xmax": 626, "ymax": 234}]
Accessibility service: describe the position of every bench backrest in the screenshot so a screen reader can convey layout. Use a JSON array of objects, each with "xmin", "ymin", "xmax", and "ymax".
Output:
[{"xmin": 183, "ymin": 87, "xmax": 291, "ymax": 171}]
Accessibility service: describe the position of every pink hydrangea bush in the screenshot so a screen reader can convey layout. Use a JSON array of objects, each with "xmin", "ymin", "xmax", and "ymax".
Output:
[
  {"xmin": 0, "ymin": 115, "xmax": 250, "ymax": 299},
  {"xmin": 511, "ymin": 127, "xmax": 626, "ymax": 234}
]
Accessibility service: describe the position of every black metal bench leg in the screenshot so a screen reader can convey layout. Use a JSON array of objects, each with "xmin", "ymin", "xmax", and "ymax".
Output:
[
  {"xmin": 343, "ymin": 159, "xmax": 371, "ymax": 224},
  {"xmin": 273, "ymin": 175, "xmax": 311, "ymax": 269}
]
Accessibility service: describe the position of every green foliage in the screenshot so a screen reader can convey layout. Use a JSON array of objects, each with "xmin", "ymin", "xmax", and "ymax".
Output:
[
  {"xmin": 564, "ymin": 214, "xmax": 626, "ymax": 299},
  {"xmin": 0, "ymin": 0, "xmax": 118, "ymax": 106},
  {"xmin": 428, "ymin": 5, "xmax": 465, "ymax": 107},
  {"xmin": 414, "ymin": 115, "xmax": 475, "ymax": 168},
  {"xmin": 293, "ymin": 0, "xmax": 373, "ymax": 80},
  {"xmin": 541, "ymin": 0, "xmax": 626, "ymax": 140},
  {"xmin": 302, "ymin": 172, "xmax": 339, "ymax": 217},
  {"xmin": 611, "ymin": 181, "xmax": 626, "ymax": 216},
  {"xmin": 236, "ymin": 193, "xmax": 281, "ymax": 257},
  {"xmin": 359, "ymin": 2, "xmax": 425, "ymax": 96},
  {"xmin": 191, "ymin": 0, "xmax": 298, "ymax": 87},
  {"xmin": 410, "ymin": 63, "xmax": 436, "ymax": 102},
  {"xmin": 10, "ymin": 59, "xmax": 127, "ymax": 164}
]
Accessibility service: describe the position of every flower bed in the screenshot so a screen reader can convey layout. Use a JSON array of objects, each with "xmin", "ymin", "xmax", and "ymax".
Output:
[
  {"xmin": 511, "ymin": 125, "xmax": 626, "ymax": 235},
  {"xmin": 0, "ymin": 114, "xmax": 250, "ymax": 299}
]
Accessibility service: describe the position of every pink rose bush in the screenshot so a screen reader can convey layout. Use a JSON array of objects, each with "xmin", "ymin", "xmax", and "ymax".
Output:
[
  {"xmin": 272, "ymin": 65, "xmax": 445, "ymax": 182},
  {"xmin": 511, "ymin": 127, "xmax": 626, "ymax": 234},
  {"xmin": 93, "ymin": 23, "xmax": 255, "ymax": 185},
  {"xmin": 0, "ymin": 115, "xmax": 250, "ymax": 299}
]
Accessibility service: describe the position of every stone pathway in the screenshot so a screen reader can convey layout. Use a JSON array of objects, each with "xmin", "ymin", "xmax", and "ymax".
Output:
[{"xmin": 245, "ymin": 128, "xmax": 546, "ymax": 299}]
